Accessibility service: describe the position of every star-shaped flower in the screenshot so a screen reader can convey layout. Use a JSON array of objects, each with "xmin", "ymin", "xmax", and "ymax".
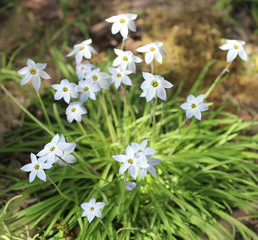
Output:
[
  {"xmin": 136, "ymin": 42, "xmax": 166, "ymax": 64},
  {"xmin": 219, "ymin": 39, "xmax": 248, "ymax": 62},
  {"xmin": 113, "ymin": 49, "xmax": 142, "ymax": 73},
  {"xmin": 51, "ymin": 79, "xmax": 78, "ymax": 104},
  {"xmin": 180, "ymin": 94, "xmax": 209, "ymax": 120},
  {"xmin": 78, "ymin": 78, "xmax": 101, "ymax": 102},
  {"xmin": 112, "ymin": 145, "xmax": 148, "ymax": 180},
  {"xmin": 140, "ymin": 72, "xmax": 173, "ymax": 102},
  {"xmin": 21, "ymin": 153, "xmax": 52, "ymax": 183},
  {"xmin": 37, "ymin": 134, "xmax": 64, "ymax": 164},
  {"xmin": 81, "ymin": 198, "xmax": 106, "ymax": 223},
  {"xmin": 76, "ymin": 63, "xmax": 95, "ymax": 80},
  {"xmin": 65, "ymin": 101, "xmax": 87, "ymax": 123},
  {"xmin": 140, "ymin": 156, "xmax": 161, "ymax": 179},
  {"xmin": 17, "ymin": 58, "xmax": 51, "ymax": 90},
  {"xmin": 67, "ymin": 39, "xmax": 98, "ymax": 65},
  {"xmin": 126, "ymin": 182, "xmax": 137, "ymax": 191},
  {"xmin": 105, "ymin": 13, "xmax": 137, "ymax": 38},
  {"xmin": 85, "ymin": 68, "xmax": 110, "ymax": 89},
  {"xmin": 57, "ymin": 134, "xmax": 77, "ymax": 166},
  {"xmin": 108, "ymin": 67, "xmax": 132, "ymax": 89},
  {"xmin": 131, "ymin": 139, "xmax": 156, "ymax": 156}
]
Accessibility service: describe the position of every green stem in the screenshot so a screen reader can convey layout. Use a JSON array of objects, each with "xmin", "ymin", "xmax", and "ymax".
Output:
[
  {"xmin": 98, "ymin": 218, "xmax": 112, "ymax": 239},
  {"xmin": 47, "ymin": 175, "xmax": 74, "ymax": 201},
  {"xmin": 151, "ymin": 98, "xmax": 158, "ymax": 145},
  {"xmin": 78, "ymin": 121, "xmax": 87, "ymax": 135},
  {"xmin": 151, "ymin": 61, "xmax": 154, "ymax": 74},
  {"xmin": 121, "ymin": 37, "xmax": 126, "ymax": 51},
  {"xmin": 35, "ymin": 89, "xmax": 53, "ymax": 132},
  {"xmin": 117, "ymin": 171, "xmax": 128, "ymax": 217},
  {"xmin": 1, "ymin": 84, "xmax": 54, "ymax": 136},
  {"xmin": 204, "ymin": 62, "xmax": 232, "ymax": 100}
]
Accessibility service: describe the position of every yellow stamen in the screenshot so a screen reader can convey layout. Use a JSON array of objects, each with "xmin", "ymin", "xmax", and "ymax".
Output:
[
  {"xmin": 123, "ymin": 57, "xmax": 128, "ymax": 61},
  {"xmin": 72, "ymin": 108, "xmax": 76, "ymax": 112},
  {"xmin": 117, "ymin": 73, "xmax": 122, "ymax": 77},
  {"xmin": 50, "ymin": 146, "xmax": 55, "ymax": 151},
  {"xmin": 84, "ymin": 87, "xmax": 89, "ymax": 91},
  {"xmin": 138, "ymin": 150, "xmax": 142, "ymax": 152},
  {"xmin": 191, "ymin": 104, "xmax": 196, "ymax": 109},
  {"xmin": 80, "ymin": 47, "xmax": 85, "ymax": 51},
  {"xmin": 93, "ymin": 76, "xmax": 98, "ymax": 81},
  {"xmin": 150, "ymin": 47, "xmax": 156, "ymax": 52},
  {"xmin": 30, "ymin": 69, "xmax": 36, "ymax": 75},
  {"xmin": 152, "ymin": 81, "xmax": 158, "ymax": 87},
  {"xmin": 63, "ymin": 87, "xmax": 68, "ymax": 92},
  {"xmin": 234, "ymin": 45, "xmax": 239, "ymax": 49},
  {"xmin": 34, "ymin": 165, "xmax": 40, "ymax": 170},
  {"xmin": 128, "ymin": 159, "xmax": 133, "ymax": 164},
  {"xmin": 120, "ymin": 19, "xmax": 126, "ymax": 24},
  {"xmin": 90, "ymin": 207, "xmax": 94, "ymax": 211},
  {"xmin": 81, "ymin": 67, "xmax": 84, "ymax": 70}
]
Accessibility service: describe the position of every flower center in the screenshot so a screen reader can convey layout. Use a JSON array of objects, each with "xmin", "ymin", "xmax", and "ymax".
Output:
[
  {"xmin": 117, "ymin": 73, "xmax": 122, "ymax": 77},
  {"xmin": 152, "ymin": 81, "xmax": 158, "ymax": 87},
  {"xmin": 123, "ymin": 57, "xmax": 128, "ymax": 61},
  {"xmin": 129, "ymin": 184, "xmax": 132, "ymax": 188},
  {"xmin": 191, "ymin": 104, "xmax": 196, "ymax": 109},
  {"xmin": 63, "ymin": 87, "xmax": 68, "ymax": 92},
  {"xmin": 80, "ymin": 47, "xmax": 85, "ymax": 51},
  {"xmin": 138, "ymin": 150, "xmax": 142, "ymax": 152},
  {"xmin": 81, "ymin": 67, "xmax": 84, "ymax": 70},
  {"xmin": 50, "ymin": 146, "xmax": 55, "ymax": 151},
  {"xmin": 120, "ymin": 19, "xmax": 126, "ymax": 24},
  {"xmin": 150, "ymin": 47, "xmax": 156, "ymax": 52},
  {"xmin": 72, "ymin": 108, "xmax": 76, "ymax": 112},
  {"xmin": 34, "ymin": 164, "xmax": 40, "ymax": 170},
  {"xmin": 90, "ymin": 207, "xmax": 94, "ymax": 211},
  {"xmin": 234, "ymin": 45, "xmax": 239, "ymax": 49},
  {"xmin": 128, "ymin": 159, "xmax": 134, "ymax": 164},
  {"xmin": 93, "ymin": 76, "xmax": 98, "ymax": 81},
  {"xmin": 30, "ymin": 69, "xmax": 36, "ymax": 75},
  {"xmin": 84, "ymin": 87, "xmax": 89, "ymax": 91}
]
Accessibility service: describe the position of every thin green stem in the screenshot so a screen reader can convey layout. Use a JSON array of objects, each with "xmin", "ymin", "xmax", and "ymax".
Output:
[
  {"xmin": 1, "ymin": 84, "xmax": 54, "ymax": 136},
  {"xmin": 46, "ymin": 175, "xmax": 74, "ymax": 201},
  {"xmin": 151, "ymin": 61, "xmax": 154, "ymax": 74},
  {"xmin": 151, "ymin": 98, "xmax": 158, "ymax": 145},
  {"xmin": 204, "ymin": 62, "xmax": 232, "ymax": 100},
  {"xmin": 121, "ymin": 37, "xmax": 126, "ymax": 51},
  {"xmin": 35, "ymin": 89, "xmax": 53, "ymax": 132},
  {"xmin": 117, "ymin": 171, "xmax": 128, "ymax": 217},
  {"xmin": 98, "ymin": 218, "xmax": 112, "ymax": 239},
  {"xmin": 78, "ymin": 121, "xmax": 87, "ymax": 135}
]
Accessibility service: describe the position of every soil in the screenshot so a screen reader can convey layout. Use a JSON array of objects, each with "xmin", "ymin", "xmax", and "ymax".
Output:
[{"xmin": 0, "ymin": 0, "xmax": 257, "ymax": 238}]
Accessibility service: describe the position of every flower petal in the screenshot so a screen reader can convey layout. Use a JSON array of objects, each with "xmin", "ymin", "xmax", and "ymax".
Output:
[{"xmin": 226, "ymin": 49, "xmax": 238, "ymax": 62}]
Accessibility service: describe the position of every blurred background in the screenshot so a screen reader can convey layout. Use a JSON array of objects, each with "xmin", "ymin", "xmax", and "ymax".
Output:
[{"xmin": 0, "ymin": 0, "xmax": 257, "ymax": 143}]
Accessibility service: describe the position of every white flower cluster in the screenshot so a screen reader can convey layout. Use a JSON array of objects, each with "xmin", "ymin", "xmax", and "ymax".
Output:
[
  {"xmin": 112, "ymin": 139, "xmax": 161, "ymax": 182},
  {"xmin": 21, "ymin": 134, "xmax": 77, "ymax": 183}
]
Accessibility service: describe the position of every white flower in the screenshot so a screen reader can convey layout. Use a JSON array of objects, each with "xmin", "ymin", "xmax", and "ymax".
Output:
[
  {"xmin": 105, "ymin": 13, "xmax": 137, "ymax": 38},
  {"xmin": 51, "ymin": 79, "xmax": 78, "ymax": 104},
  {"xmin": 21, "ymin": 153, "xmax": 52, "ymax": 183},
  {"xmin": 136, "ymin": 42, "xmax": 166, "ymax": 64},
  {"xmin": 78, "ymin": 78, "xmax": 101, "ymax": 102},
  {"xmin": 81, "ymin": 198, "xmax": 106, "ymax": 223},
  {"xmin": 140, "ymin": 156, "xmax": 161, "ymax": 179},
  {"xmin": 67, "ymin": 39, "xmax": 98, "ymax": 65},
  {"xmin": 17, "ymin": 58, "xmax": 51, "ymax": 90},
  {"xmin": 108, "ymin": 67, "xmax": 132, "ymax": 89},
  {"xmin": 85, "ymin": 68, "xmax": 110, "ymax": 89},
  {"xmin": 76, "ymin": 63, "xmax": 95, "ymax": 80},
  {"xmin": 131, "ymin": 139, "xmax": 156, "ymax": 156},
  {"xmin": 57, "ymin": 134, "xmax": 77, "ymax": 166},
  {"xmin": 140, "ymin": 72, "xmax": 173, "ymax": 102},
  {"xmin": 126, "ymin": 182, "xmax": 137, "ymax": 191},
  {"xmin": 37, "ymin": 134, "xmax": 64, "ymax": 164},
  {"xmin": 219, "ymin": 39, "xmax": 248, "ymax": 62},
  {"xmin": 113, "ymin": 49, "xmax": 142, "ymax": 73},
  {"xmin": 112, "ymin": 145, "xmax": 148, "ymax": 180},
  {"xmin": 65, "ymin": 101, "xmax": 87, "ymax": 123},
  {"xmin": 180, "ymin": 94, "xmax": 209, "ymax": 120}
]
